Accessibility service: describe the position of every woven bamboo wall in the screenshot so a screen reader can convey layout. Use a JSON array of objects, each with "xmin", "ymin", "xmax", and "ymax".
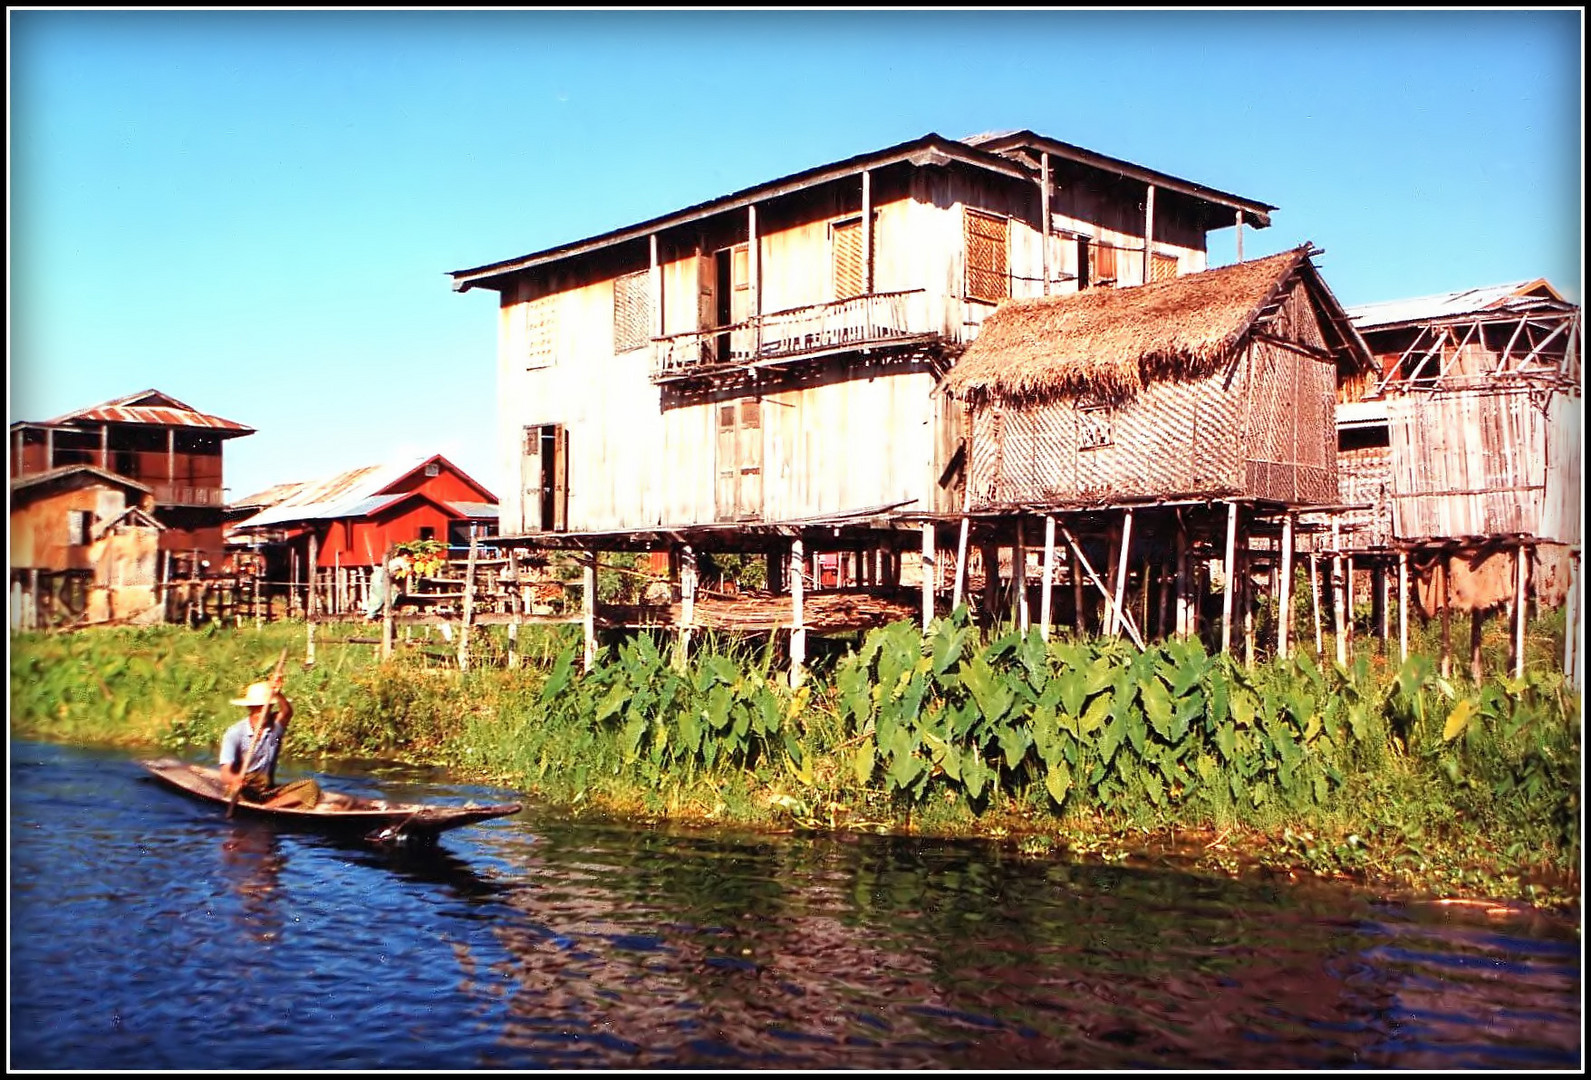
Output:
[
  {"xmin": 967, "ymin": 341, "xmax": 1337, "ymax": 509},
  {"xmin": 1387, "ymin": 385, "xmax": 1576, "ymax": 543},
  {"xmin": 1335, "ymin": 443, "xmax": 1394, "ymax": 547}
]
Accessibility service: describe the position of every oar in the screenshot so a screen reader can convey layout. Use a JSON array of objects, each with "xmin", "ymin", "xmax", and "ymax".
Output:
[{"xmin": 226, "ymin": 647, "xmax": 290, "ymax": 819}]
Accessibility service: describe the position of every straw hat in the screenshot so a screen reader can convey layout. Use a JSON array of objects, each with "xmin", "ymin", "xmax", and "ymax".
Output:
[{"xmin": 230, "ymin": 681, "xmax": 276, "ymax": 708}]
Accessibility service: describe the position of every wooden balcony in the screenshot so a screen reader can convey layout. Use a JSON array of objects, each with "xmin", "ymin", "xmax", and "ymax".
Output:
[
  {"xmin": 652, "ymin": 290, "xmax": 939, "ymax": 383},
  {"xmin": 150, "ymin": 482, "xmax": 225, "ymax": 507}
]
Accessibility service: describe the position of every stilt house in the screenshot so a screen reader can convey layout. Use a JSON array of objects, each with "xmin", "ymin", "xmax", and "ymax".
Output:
[
  {"xmin": 448, "ymin": 130, "xmax": 1280, "ymax": 675},
  {"xmin": 939, "ymin": 245, "xmax": 1375, "ymax": 655},
  {"xmin": 8, "ymin": 389, "xmax": 255, "ymax": 567},
  {"xmin": 1332, "ymin": 280, "xmax": 1582, "ymax": 682}
]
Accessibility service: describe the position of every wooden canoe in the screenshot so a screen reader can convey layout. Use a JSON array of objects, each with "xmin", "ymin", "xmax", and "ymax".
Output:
[{"xmin": 139, "ymin": 757, "xmax": 522, "ymax": 844}]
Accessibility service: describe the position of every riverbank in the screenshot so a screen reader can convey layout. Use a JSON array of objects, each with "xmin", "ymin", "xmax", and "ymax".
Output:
[{"xmin": 8, "ymin": 619, "xmax": 1581, "ymax": 916}]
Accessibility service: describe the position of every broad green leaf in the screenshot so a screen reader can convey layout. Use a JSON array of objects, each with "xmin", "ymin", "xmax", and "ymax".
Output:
[
  {"xmin": 1045, "ymin": 759, "xmax": 1073, "ymax": 806},
  {"xmin": 1443, "ymin": 698, "xmax": 1476, "ymax": 741},
  {"xmin": 853, "ymin": 737, "xmax": 876, "ymax": 785}
]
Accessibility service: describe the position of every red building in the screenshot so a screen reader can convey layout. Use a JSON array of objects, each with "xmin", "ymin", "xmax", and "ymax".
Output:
[
  {"xmin": 9, "ymin": 389, "xmax": 254, "ymax": 565},
  {"xmin": 226, "ymin": 454, "xmax": 499, "ymax": 585}
]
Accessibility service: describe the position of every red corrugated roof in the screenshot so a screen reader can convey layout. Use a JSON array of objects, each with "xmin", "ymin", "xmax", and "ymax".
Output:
[{"xmin": 42, "ymin": 389, "xmax": 255, "ymax": 435}]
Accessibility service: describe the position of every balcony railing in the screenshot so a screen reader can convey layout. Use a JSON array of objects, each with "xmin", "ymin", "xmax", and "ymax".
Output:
[
  {"xmin": 150, "ymin": 482, "xmax": 224, "ymax": 507},
  {"xmin": 652, "ymin": 290, "xmax": 936, "ymax": 382}
]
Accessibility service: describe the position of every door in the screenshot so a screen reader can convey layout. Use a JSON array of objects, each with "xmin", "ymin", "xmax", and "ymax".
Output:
[
  {"xmin": 714, "ymin": 398, "xmax": 762, "ymax": 522},
  {"xmin": 520, "ymin": 424, "xmax": 568, "ymax": 532},
  {"xmin": 703, "ymin": 244, "xmax": 750, "ymax": 363}
]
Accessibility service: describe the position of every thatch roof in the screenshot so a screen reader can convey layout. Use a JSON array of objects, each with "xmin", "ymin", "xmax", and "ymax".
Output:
[{"xmin": 941, "ymin": 245, "xmax": 1328, "ymax": 407}]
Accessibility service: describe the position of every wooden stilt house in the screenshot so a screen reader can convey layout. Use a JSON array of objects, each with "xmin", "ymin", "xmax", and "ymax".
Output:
[
  {"xmin": 938, "ymin": 245, "xmax": 1375, "ymax": 658},
  {"xmin": 1330, "ymin": 279, "xmax": 1582, "ymax": 682},
  {"xmin": 449, "ymin": 129, "xmax": 1281, "ymax": 679}
]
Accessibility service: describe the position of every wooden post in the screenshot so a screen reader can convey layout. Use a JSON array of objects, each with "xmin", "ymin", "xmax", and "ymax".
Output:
[
  {"xmin": 1440, "ymin": 557, "xmax": 1452, "ymax": 679},
  {"xmin": 861, "ymin": 169, "xmax": 873, "ymax": 295},
  {"xmin": 1073, "ymin": 542, "xmax": 1087, "ymax": 637},
  {"xmin": 1565, "ymin": 549, "xmax": 1581, "ymax": 690},
  {"xmin": 790, "ymin": 538, "xmax": 806, "ymax": 690},
  {"xmin": 306, "ymin": 620, "xmax": 316, "ymax": 666},
  {"xmin": 1331, "ymin": 520, "xmax": 1347, "ymax": 666},
  {"xmin": 1344, "ymin": 552, "xmax": 1355, "ymax": 662},
  {"xmin": 1040, "ymin": 514, "xmax": 1056, "ymax": 641},
  {"xmin": 1221, "ymin": 501, "xmax": 1239, "ymax": 655},
  {"xmin": 1111, "ymin": 509, "xmax": 1134, "ymax": 640},
  {"xmin": 678, "ymin": 544, "xmax": 697, "ymax": 671},
  {"xmin": 1513, "ymin": 542, "xmax": 1528, "ymax": 679},
  {"xmin": 1398, "ymin": 548, "xmax": 1410, "ymax": 664},
  {"xmin": 458, "ymin": 526, "xmax": 479, "ymax": 672},
  {"xmin": 307, "ymin": 532, "xmax": 319, "ymax": 620},
  {"xmin": 1174, "ymin": 515, "xmax": 1191, "ymax": 640},
  {"xmin": 952, "ymin": 484, "xmax": 972, "ymax": 612},
  {"xmin": 748, "ymin": 203, "xmax": 760, "ymax": 355},
  {"xmin": 582, "ymin": 554, "xmax": 598, "ymax": 673},
  {"xmin": 921, "ymin": 523, "xmax": 936, "ymax": 630},
  {"xmin": 1015, "ymin": 518, "xmax": 1028, "ymax": 632},
  {"xmin": 1278, "ymin": 513, "xmax": 1294, "ymax": 660},
  {"xmin": 1309, "ymin": 551, "xmax": 1323, "ymax": 656},
  {"xmin": 1062, "ymin": 525, "xmax": 1145, "ymax": 649},
  {"xmin": 1242, "ymin": 548, "xmax": 1255, "ymax": 668},
  {"xmin": 1470, "ymin": 609, "xmax": 1486, "ymax": 685},
  {"xmin": 1040, "ymin": 152, "xmax": 1051, "ymax": 295},
  {"xmin": 1142, "ymin": 183, "xmax": 1155, "ymax": 285},
  {"xmin": 506, "ymin": 548, "xmax": 521, "ymax": 670},
  {"xmin": 1235, "ymin": 208, "xmax": 1244, "ymax": 262},
  {"xmin": 380, "ymin": 544, "xmax": 395, "ymax": 661}
]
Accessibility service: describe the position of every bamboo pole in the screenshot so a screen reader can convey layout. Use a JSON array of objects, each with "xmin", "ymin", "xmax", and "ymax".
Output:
[
  {"xmin": 1332, "ymin": 520, "xmax": 1347, "ymax": 666},
  {"xmin": 1566, "ymin": 549, "xmax": 1581, "ymax": 690},
  {"xmin": 507, "ymin": 548, "xmax": 520, "ymax": 670},
  {"xmin": 1221, "ymin": 501, "xmax": 1239, "ymax": 655},
  {"xmin": 677, "ymin": 544, "xmax": 697, "ymax": 671},
  {"xmin": 981, "ymin": 541, "xmax": 1000, "ymax": 625},
  {"xmin": 952, "ymin": 483, "xmax": 972, "ymax": 612},
  {"xmin": 380, "ymin": 544, "xmax": 395, "ymax": 661},
  {"xmin": 1040, "ymin": 514, "xmax": 1056, "ymax": 641},
  {"xmin": 921, "ymin": 524, "xmax": 935, "ymax": 631},
  {"xmin": 1309, "ymin": 551, "xmax": 1323, "ymax": 656},
  {"xmin": 1440, "ymin": 558, "xmax": 1452, "ymax": 679},
  {"xmin": 1061, "ymin": 526, "xmax": 1145, "ymax": 649},
  {"xmin": 1174, "ymin": 518, "xmax": 1189, "ymax": 640},
  {"xmin": 1015, "ymin": 519, "xmax": 1028, "ymax": 632}
]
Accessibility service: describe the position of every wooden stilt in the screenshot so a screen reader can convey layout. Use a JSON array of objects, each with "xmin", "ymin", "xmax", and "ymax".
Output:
[
  {"xmin": 1073, "ymin": 542, "xmax": 1086, "ymax": 637},
  {"xmin": 1061, "ymin": 525, "xmax": 1145, "ymax": 649},
  {"xmin": 678, "ymin": 544, "xmax": 697, "ymax": 671},
  {"xmin": 1111, "ymin": 509, "xmax": 1134, "ymax": 640},
  {"xmin": 1040, "ymin": 514, "xmax": 1056, "ymax": 641},
  {"xmin": 1278, "ymin": 513, "xmax": 1294, "ymax": 660},
  {"xmin": 381, "ymin": 544, "xmax": 395, "ymax": 661},
  {"xmin": 582, "ymin": 555, "xmax": 597, "ymax": 673},
  {"xmin": 1015, "ymin": 519, "xmax": 1029, "ymax": 632},
  {"xmin": 1309, "ymin": 551, "xmax": 1323, "ymax": 656},
  {"xmin": 458, "ymin": 527, "xmax": 478, "ymax": 672},
  {"xmin": 921, "ymin": 524, "xmax": 936, "ymax": 631},
  {"xmin": 506, "ymin": 548, "xmax": 521, "ymax": 669},
  {"xmin": 790, "ymin": 538, "xmax": 806, "ymax": 689},
  {"xmin": 1174, "ymin": 517, "xmax": 1190, "ymax": 640},
  {"xmin": 1565, "ymin": 549, "xmax": 1580, "ymax": 689},
  {"xmin": 1440, "ymin": 558, "xmax": 1452, "ymax": 679},
  {"xmin": 981, "ymin": 541, "xmax": 1000, "ymax": 625},
  {"xmin": 1398, "ymin": 548, "xmax": 1409, "ymax": 664},
  {"xmin": 1514, "ymin": 542, "xmax": 1528, "ymax": 679},
  {"xmin": 1470, "ymin": 609, "xmax": 1485, "ymax": 684},
  {"xmin": 1330, "ymin": 519, "xmax": 1347, "ymax": 665},
  {"xmin": 952, "ymin": 485, "xmax": 972, "ymax": 612},
  {"xmin": 1221, "ymin": 501, "xmax": 1239, "ymax": 655}
]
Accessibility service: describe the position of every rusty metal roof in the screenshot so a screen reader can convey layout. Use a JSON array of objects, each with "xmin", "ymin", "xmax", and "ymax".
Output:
[
  {"xmin": 41, "ymin": 388, "xmax": 255, "ymax": 436},
  {"xmin": 1347, "ymin": 279, "xmax": 1570, "ymax": 329},
  {"xmin": 228, "ymin": 454, "xmax": 497, "ymax": 530}
]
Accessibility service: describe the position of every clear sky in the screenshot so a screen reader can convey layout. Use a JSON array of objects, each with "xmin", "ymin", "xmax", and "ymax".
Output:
[{"xmin": 8, "ymin": 8, "xmax": 1583, "ymax": 505}]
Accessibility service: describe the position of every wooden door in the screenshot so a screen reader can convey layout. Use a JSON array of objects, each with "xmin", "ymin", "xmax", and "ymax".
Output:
[
  {"xmin": 520, "ymin": 424, "xmax": 567, "ymax": 533},
  {"xmin": 715, "ymin": 398, "xmax": 762, "ymax": 522}
]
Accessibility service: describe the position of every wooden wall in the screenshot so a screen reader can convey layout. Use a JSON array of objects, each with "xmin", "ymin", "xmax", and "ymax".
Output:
[
  {"xmin": 492, "ymin": 160, "xmax": 1210, "ymax": 536},
  {"xmin": 10, "ymin": 484, "xmax": 134, "ymax": 571}
]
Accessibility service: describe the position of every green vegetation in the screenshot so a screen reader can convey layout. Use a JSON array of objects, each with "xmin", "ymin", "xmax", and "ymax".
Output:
[{"xmin": 8, "ymin": 612, "xmax": 1580, "ymax": 912}]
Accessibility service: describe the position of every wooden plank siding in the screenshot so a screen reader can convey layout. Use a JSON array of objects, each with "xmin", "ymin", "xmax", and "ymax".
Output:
[{"xmin": 490, "ymin": 157, "xmax": 1210, "ymax": 537}]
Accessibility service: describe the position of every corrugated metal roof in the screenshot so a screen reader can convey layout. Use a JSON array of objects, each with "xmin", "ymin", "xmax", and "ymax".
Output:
[
  {"xmin": 449, "ymin": 501, "xmax": 499, "ymax": 519},
  {"xmin": 43, "ymin": 388, "xmax": 255, "ymax": 435},
  {"xmin": 10, "ymin": 464, "xmax": 153, "ymax": 497},
  {"xmin": 1347, "ymin": 279, "xmax": 1566, "ymax": 329},
  {"xmin": 229, "ymin": 457, "xmax": 432, "ymax": 529}
]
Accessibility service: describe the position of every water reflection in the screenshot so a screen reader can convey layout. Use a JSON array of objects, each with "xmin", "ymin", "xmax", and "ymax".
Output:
[{"xmin": 217, "ymin": 823, "xmax": 286, "ymax": 941}]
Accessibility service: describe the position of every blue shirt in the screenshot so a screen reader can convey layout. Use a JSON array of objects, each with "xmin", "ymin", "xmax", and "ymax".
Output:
[{"xmin": 219, "ymin": 716, "xmax": 286, "ymax": 786}]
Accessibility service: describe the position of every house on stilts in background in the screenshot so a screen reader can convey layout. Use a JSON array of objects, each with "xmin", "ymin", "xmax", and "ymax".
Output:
[
  {"xmin": 446, "ymin": 128, "xmax": 1362, "ymax": 682},
  {"xmin": 1317, "ymin": 279, "xmax": 1582, "ymax": 685}
]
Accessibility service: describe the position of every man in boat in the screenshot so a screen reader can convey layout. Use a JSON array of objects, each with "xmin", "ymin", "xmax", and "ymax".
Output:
[{"xmin": 219, "ymin": 681, "xmax": 321, "ymax": 809}]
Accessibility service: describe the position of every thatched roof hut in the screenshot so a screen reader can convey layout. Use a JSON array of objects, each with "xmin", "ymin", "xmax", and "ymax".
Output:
[{"xmin": 941, "ymin": 245, "xmax": 1375, "ymax": 510}]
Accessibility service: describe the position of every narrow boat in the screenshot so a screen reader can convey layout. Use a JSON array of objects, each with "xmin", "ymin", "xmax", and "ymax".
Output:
[{"xmin": 139, "ymin": 757, "xmax": 523, "ymax": 844}]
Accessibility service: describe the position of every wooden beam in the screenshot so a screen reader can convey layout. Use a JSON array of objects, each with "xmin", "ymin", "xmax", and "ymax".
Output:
[
  {"xmin": 861, "ymin": 169, "xmax": 873, "ymax": 295},
  {"xmin": 649, "ymin": 233, "xmax": 662, "ymax": 338},
  {"xmin": 748, "ymin": 204, "xmax": 760, "ymax": 355}
]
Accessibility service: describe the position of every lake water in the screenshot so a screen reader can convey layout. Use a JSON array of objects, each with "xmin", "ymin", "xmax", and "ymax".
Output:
[{"xmin": 8, "ymin": 740, "xmax": 1581, "ymax": 1069}]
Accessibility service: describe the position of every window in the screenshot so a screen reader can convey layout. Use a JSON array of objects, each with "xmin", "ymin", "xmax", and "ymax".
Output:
[
  {"xmin": 424, "ymin": 462, "xmax": 440, "ymax": 477},
  {"xmin": 520, "ymin": 288, "xmax": 557, "ymax": 370},
  {"xmin": 418, "ymin": 527, "xmax": 435, "ymax": 542},
  {"xmin": 613, "ymin": 270, "xmax": 651, "ymax": 353},
  {"xmin": 1077, "ymin": 403, "xmax": 1113, "ymax": 449},
  {"xmin": 964, "ymin": 209, "xmax": 1009, "ymax": 303},
  {"xmin": 1075, "ymin": 237, "xmax": 1091, "ymax": 290},
  {"xmin": 1149, "ymin": 251, "xmax": 1179, "ymax": 283},
  {"xmin": 1091, "ymin": 240, "xmax": 1118, "ymax": 286},
  {"xmin": 67, "ymin": 509, "xmax": 93, "ymax": 546},
  {"xmin": 830, "ymin": 215, "xmax": 876, "ymax": 300}
]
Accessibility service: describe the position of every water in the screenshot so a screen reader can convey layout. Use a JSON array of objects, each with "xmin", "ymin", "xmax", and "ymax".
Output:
[{"xmin": 8, "ymin": 740, "xmax": 1581, "ymax": 1069}]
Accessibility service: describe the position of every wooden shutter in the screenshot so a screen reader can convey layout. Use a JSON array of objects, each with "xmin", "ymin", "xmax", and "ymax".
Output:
[
  {"xmin": 737, "ymin": 398, "xmax": 762, "ymax": 519},
  {"xmin": 613, "ymin": 270, "xmax": 650, "ymax": 352},
  {"xmin": 1092, "ymin": 241, "xmax": 1118, "ymax": 285},
  {"xmin": 716, "ymin": 403, "xmax": 738, "ymax": 519},
  {"xmin": 964, "ymin": 210, "xmax": 1008, "ymax": 303},
  {"xmin": 832, "ymin": 219, "xmax": 864, "ymax": 299},
  {"xmin": 1149, "ymin": 252, "xmax": 1179, "ymax": 283}
]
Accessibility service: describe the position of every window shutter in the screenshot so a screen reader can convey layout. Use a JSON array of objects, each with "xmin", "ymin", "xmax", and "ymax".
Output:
[
  {"xmin": 1149, "ymin": 252, "xmax": 1179, "ymax": 283},
  {"xmin": 964, "ymin": 210, "xmax": 1009, "ymax": 303},
  {"xmin": 613, "ymin": 270, "xmax": 651, "ymax": 353},
  {"xmin": 832, "ymin": 219, "xmax": 864, "ymax": 299}
]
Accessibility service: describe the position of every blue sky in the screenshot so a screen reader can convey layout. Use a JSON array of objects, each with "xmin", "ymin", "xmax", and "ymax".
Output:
[{"xmin": 8, "ymin": 9, "xmax": 1583, "ymax": 505}]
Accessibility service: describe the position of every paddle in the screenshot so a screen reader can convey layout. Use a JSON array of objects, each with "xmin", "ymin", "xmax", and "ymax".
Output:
[{"xmin": 225, "ymin": 647, "xmax": 290, "ymax": 819}]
